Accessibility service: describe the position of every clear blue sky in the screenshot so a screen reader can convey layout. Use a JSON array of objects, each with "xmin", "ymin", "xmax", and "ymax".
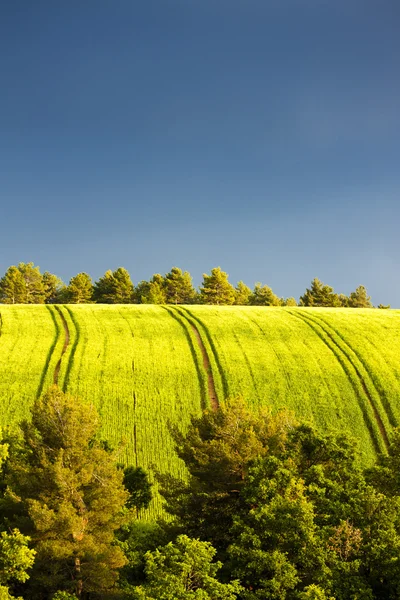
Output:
[{"xmin": 1, "ymin": 1, "xmax": 399, "ymax": 305}]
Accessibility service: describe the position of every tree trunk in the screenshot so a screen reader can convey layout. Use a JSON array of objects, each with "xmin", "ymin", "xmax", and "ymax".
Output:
[{"xmin": 75, "ymin": 557, "xmax": 83, "ymax": 597}]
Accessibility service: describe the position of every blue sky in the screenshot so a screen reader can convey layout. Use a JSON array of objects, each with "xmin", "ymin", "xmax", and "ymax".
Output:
[{"xmin": 1, "ymin": 1, "xmax": 399, "ymax": 305}]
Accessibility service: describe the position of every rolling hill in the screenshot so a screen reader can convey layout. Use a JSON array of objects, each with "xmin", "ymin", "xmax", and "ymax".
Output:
[{"xmin": 1, "ymin": 304, "xmax": 399, "ymax": 514}]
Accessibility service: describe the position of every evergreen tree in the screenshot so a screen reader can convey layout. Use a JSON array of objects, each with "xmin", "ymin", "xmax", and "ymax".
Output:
[
  {"xmin": 17, "ymin": 263, "xmax": 46, "ymax": 304},
  {"xmin": 0, "ymin": 267, "xmax": 25, "ymax": 304},
  {"xmin": 299, "ymin": 278, "xmax": 341, "ymax": 307},
  {"xmin": 66, "ymin": 273, "xmax": 93, "ymax": 303},
  {"xmin": 164, "ymin": 267, "xmax": 196, "ymax": 304},
  {"xmin": 283, "ymin": 297, "xmax": 297, "ymax": 307},
  {"xmin": 249, "ymin": 283, "xmax": 280, "ymax": 306},
  {"xmin": 200, "ymin": 268, "xmax": 236, "ymax": 305},
  {"xmin": 42, "ymin": 272, "xmax": 65, "ymax": 304},
  {"xmin": 139, "ymin": 275, "xmax": 166, "ymax": 304},
  {"xmin": 2, "ymin": 387, "xmax": 128, "ymax": 598},
  {"xmin": 0, "ymin": 263, "xmax": 45, "ymax": 304},
  {"xmin": 348, "ymin": 285, "xmax": 372, "ymax": 308},
  {"xmin": 93, "ymin": 268, "xmax": 134, "ymax": 304},
  {"xmin": 234, "ymin": 281, "xmax": 252, "ymax": 305}
]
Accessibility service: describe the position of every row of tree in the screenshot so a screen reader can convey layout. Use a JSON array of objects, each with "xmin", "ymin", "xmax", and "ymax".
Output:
[
  {"xmin": 2, "ymin": 388, "xmax": 400, "ymax": 598},
  {"xmin": 0, "ymin": 263, "xmax": 384, "ymax": 308}
]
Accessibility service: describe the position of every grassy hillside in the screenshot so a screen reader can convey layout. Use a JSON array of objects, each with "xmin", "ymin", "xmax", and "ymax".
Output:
[{"xmin": 1, "ymin": 304, "xmax": 399, "ymax": 514}]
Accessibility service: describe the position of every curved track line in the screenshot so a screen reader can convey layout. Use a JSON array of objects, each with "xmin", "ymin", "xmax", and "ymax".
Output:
[
  {"xmin": 309, "ymin": 312, "xmax": 397, "ymax": 428},
  {"xmin": 53, "ymin": 305, "xmax": 70, "ymax": 385},
  {"xmin": 167, "ymin": 307, "xmax": 218, "ymax": 410},
  {"xmin": 36, "ymin": 305, "xmax": 61, "ymax": 398},
  {"xmin": 62, "ymin": 306, "xmax": 80, "ymax": 391},
  {"xmin": 289, "ymin": 310, "xmax": 389, "ymax": 452},
  {"xmin": 178, "ymin": 307, "xmax": 228, "ymax": 400}
]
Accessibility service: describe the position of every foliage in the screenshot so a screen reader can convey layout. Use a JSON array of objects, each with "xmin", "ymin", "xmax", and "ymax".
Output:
[
  {"xmin": 0, "ymin": 529, "xmax": 35, "ymax": 600},
  {"xmin": 348, "ymin": 285, "xmax": 372, "ymax": 308},
  {"xmin": 132, "ymin": 535, "xmax": 241, "ymax": 599},
  {"xmin": 66, "ymin": 272, "xmax": 93, "ymax": 303},
  {"xmin": 3, "ymin": 387, "xmax": 128, "ymax": 598},
  {"xmin": 123, "ymin": 467, "xmax": 152, "ymax": 511},
  {"xmin": 0, "ymin": 263, "xmax": 46, "ymax": 304},
  {"xmin": 159, "ymin": 399, "xmax": 294, "ymax": 552},
  {"xmin": 249, "ymin": 283, "xmax": 280, "ymax": 306},
  {"xmin": 234, "ymin": 282, "xmax": 251, "ymax": 305},
  {"xmin": 93, "ymin": 268, "xmax": 134, "ymax": 304},
  {"xmin": 300, "ymin": 278, "xmax": 341, "ymax": 307},
  {"xmin": 42, "ymin": 271, "xmax": 65, "ymax": 304},
  {"xmin": 200, "ymin": 268, "xmax": 236, "ymax": 305},
  {"xmin": 164, "ymin": 267, "xmax": 197, "ymax": 305}
]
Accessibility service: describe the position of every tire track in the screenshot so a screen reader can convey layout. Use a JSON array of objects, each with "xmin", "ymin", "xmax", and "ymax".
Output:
[
  {"xmin": 60, "ymin": 306, "xmax": 79, "ymax": 391},
  {"xmin": 163, "ymin": 307, "xmax": 208, "ymax": 410},
  {"xmin": 53, "ymin": 305, "xmax": 71, "ymax": 385},
  {"xmin": 178, "ymin": 307, "xmax": 228, "ymax": 401},
  {"xmin": 289, "ymin": 310, "xmax": 389, "ymax": 452},
  {"xmin": 310, "ymin": 312, "xmax": 398, "ymax": 428},
  {"xmin": 36, "ymin": 305, "xmax": 62, "ymax": 398}
]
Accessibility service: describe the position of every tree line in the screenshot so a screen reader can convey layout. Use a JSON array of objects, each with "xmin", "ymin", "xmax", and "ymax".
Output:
[
  {"xmin": 2, "ymin": 388, "xmax": 400, "ymax": 599},
  {"xmin": 0, "ymin": 262, "xmax": 387, "ymax": 308}
]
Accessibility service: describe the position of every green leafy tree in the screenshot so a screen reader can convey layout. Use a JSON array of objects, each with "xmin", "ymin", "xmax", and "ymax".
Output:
[
  {"xmin": 123, "ymin": 467, "xmax": 152, "ymax": 512},
  {"xmin": 93, "ymin": 268, "xmax": 134, "ymax": 304},
  {"xmin": 66, "ymin": 272, "xmax": 93, "ymax": 304},
  {"xmin": 42, "ymin": 271, "xmax": 65, "ymax": 304},
  {"xmin": 132, "ymin": 535, "xmax": 241, "ymax": 600},
  {"xmin": 200, "ymin": 268, "xmax": 236, "ymax": 305},
  {"xmin": 159, "ymin": 400, "xmax": 294, "ymax": 554},
  {"xmin": 0, "ymin": 529, "xmax": 35, "ymax": 600},
  {"xmin": 3, "ymin": 387, "xmax": 128, "ymax": 598},
  {"xmin": 377, "ymin": 304, "xmax": 391, "ymax": 309},
  {"xmin": 234, "ymin": 281, "xmax": 252, "ymax": 305},
  {"xmin": 347, "ymin": 285, "xmax": 372, "ymax": 308},
  {"xmin": 249, "ymin": 283, "xmax": 281, "ymax": 306},
  {"xmin": 299, "ymin": 278, "xmax": 341, "ymax": 307},
  {"xmin": 164, "ymin": 267, "xmax": 196, "ymax": 305}
]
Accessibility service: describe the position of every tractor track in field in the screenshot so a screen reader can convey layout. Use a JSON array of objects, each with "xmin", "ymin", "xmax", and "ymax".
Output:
[
  {"xmin": 310, "ymin": 312, "xmax": 398, "ymax": 428},
  {"xmin": 165, "ymin": 307, "xmax": 219, "ymax": 410},
  {"xmin": 53, "ymin": 305, "xmax": 71, "ymax": 385},
  {"xmin": 289, "ymin": 309, "xmax": 389, "ymax": 452}
]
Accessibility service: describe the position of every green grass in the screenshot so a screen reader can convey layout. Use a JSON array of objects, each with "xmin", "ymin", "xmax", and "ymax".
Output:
[{"xmin": 1, "ymin": 304, "xmax": 400, "ymax": 513}]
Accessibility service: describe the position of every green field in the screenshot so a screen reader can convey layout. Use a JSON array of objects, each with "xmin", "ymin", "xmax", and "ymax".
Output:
[{"xmin": 1, "ymin": 304, "xmax": 400, "ymax": 514}]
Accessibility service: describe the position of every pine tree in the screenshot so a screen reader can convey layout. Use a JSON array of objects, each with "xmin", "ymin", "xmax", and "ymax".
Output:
[
  {"xmin": 3, "ymin": 387, "xmax": 128, "ymax": 598},
  {"xmin": 164, "ymin": 267, "xmax": 196, "ymax": 304},
  {"xmin": 0, "ymin": 267, "xmax": 25, "ymax": 304},
  {"xmin": 249, "ymin": 283, "xmax": 280, "ymax": 306},
  {"xmin": 93, "ymin": 268, "xmax": 134, "ymax": 304},
  {"xmin": 17, "ymin": 263, "xmax": 46, "ymax": 304},
  {"xmin": 200, "ymin": 268, "xmax": 236, "ymax": 305},
  {"xmin": 42, "ymin": 272, "xmax": 65, "ymax": 304},
  {"xmin": 234, "ymin": 281, "xmax": 252, "ymax": 305},
  {"xmin": 299, "ymin": 278, "xmax": 341, "ymax": 307},
  {"xmin": 66, "ymin": 273, "xmax": 93, "ymax": 303},
  {"xmin": 347, "ymin": 285, "xmax": 372, "ymax": 308}
]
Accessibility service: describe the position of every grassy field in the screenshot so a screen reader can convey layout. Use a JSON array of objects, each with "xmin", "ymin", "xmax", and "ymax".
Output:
[{"xmin": 1, "ymin": 304, "xmax": 399, "ymax": 514}]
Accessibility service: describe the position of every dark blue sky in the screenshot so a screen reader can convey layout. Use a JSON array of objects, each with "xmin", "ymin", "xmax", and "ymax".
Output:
[{"xmin": 1, "ymin": 1, "xmax": 399, "ymax": 305}]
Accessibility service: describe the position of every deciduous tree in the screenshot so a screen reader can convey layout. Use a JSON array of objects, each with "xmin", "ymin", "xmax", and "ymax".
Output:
[{"xmin": 132, "ymin": 535, "xmax": 241, "ymax": 600}]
